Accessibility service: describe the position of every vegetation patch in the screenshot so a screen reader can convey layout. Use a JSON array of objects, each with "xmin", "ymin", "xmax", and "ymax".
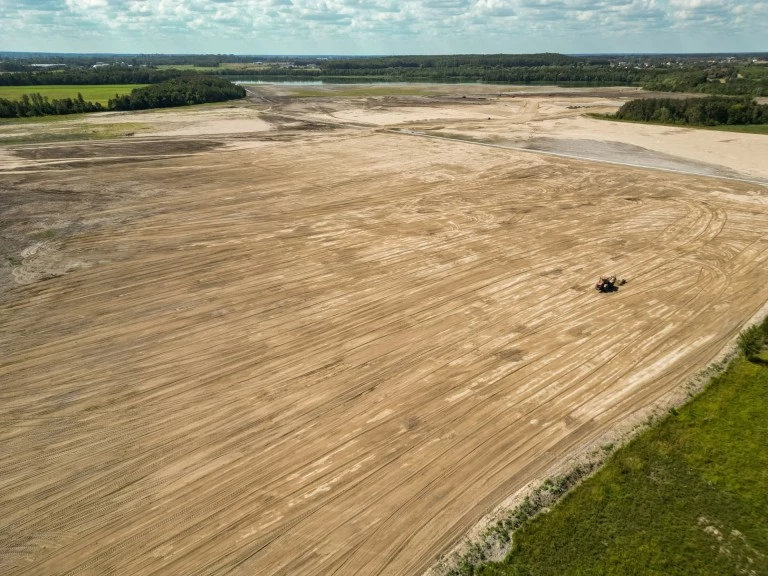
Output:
[
  {"xmin": 446, "ymin": 318, "xmax": 768, "ymax": 576},
  {"xmin": 0, "ymin": 77, "xmax": 244, "ymax": 118},
  {"xmin": 0, "ymin": 122, "xmax": 149, "ymax": 145},
  {"xmin": 0, "ymin": 67, "xmax": 186, "ymax": 87},
  {"xmin": 0, "ymin": 113, "xmax": 89, "ymax": 125},
  {"xmin": 0, "ymin": 84, "xmax": 142, "ymax": 105},
  {"xmin": 612, "ymin": 96, "xmax": 768, "ymax": 127},
  {"xmin": 216, "ymin": 54, "xmax": 768, "ymax": 96},
  {"xmin": 108, "ymin": 76, "xmax": 245, "ymax": 110}
]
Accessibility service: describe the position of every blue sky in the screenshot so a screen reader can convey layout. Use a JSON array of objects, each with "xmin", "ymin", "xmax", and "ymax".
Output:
[{"xmin": 1, "ymin": 0, "xmax": 765, "ymax": 55}]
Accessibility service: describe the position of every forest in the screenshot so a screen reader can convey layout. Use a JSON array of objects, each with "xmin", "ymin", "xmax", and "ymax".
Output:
[
  {"xmin": 215, "ymin": 55, "xmax": 768, "ymax": 96},
  {"xmin": 322, "ymin": 56, "xmax": 768, "ymax": 95},
  {"xmin": 0, "ymin": 77, "xmax": 245, "ymax": 118},
  {"xmin": 613, "ymin": 96, "xmax": 768, "ymax": 126},
  {"xmin": 108, "ymin": 77, "xmax": 246, "ymax": 110},
  {"xmin": 0, "ymin": 67, "xmax": 185, "ymax": 86}
]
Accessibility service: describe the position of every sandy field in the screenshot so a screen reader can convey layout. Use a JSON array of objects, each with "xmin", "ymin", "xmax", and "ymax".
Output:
[
  {"xmin": 2, "ymin": 85, "xmax": 768, "ymax": 575},
  {"xmin": 282, "ymin": 88, "xmax": 768, "ymax": 182}
]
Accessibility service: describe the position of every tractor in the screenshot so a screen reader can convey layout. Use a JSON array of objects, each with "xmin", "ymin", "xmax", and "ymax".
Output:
[{"xmin": 595, "ymin": 275, "xmax": 626, "ymax": 292}]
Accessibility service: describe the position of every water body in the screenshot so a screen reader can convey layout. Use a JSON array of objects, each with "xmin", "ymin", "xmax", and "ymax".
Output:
[
  {"xmin": 230, "ymin": 77, "xmax": 488, "ymax": 86},
  {"xmin": 232, "ymin": 79, "xmax": 324, "ymax": 86},
  {"xmin": 231, "ymin": 77, "xmax": 631, "ymax": 88}
]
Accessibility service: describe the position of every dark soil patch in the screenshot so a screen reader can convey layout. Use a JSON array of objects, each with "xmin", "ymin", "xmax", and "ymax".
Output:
[{"xmin": 10, "ymin": 139, "xmax": 222, "ymax": 161}]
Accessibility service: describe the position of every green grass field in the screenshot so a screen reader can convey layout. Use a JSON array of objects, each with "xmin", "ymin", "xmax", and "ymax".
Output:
[
  {"xmin": 0, "ymin": 85, "xmax": 145, "ymax": 106},
  {"xmin": 476, "ymin": 350, "xmax": 768, "ymax": 576}
]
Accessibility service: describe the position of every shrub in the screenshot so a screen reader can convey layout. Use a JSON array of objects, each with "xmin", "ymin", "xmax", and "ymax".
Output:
[{"xmin": 737, "ymin": 324, "xmax": 764, "ymax": 360}]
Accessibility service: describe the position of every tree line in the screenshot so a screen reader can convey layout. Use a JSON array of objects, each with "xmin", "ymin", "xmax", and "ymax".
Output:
[
  {"xmin": 108, "ymin": 77, "xmax": 245, "ymax": 110},
  {"xmin": 207, "ymin": 61, "xmax": 767, "ymax": 95},
  {"xmin": 321, "ymin": 53, "xmax": 582, "ymax": 70},
  {"xmin": 0, "ymin": 67, "xmax": 186, "ymax": 86},
  {"xmin": 311, "ymin": 58, "xmax": 768, "ymax": 95},
  {"xmin": 2, "ymin": 53, "xmax": 767, "ymax": 98},
  {"xmin": 0, "ymin": 92, "xmax": 104, "ymax": 117},
  {"xmin": 0, "ymin": 77, "xmax": 245, "ymax": 118},
  {"xmin": 209, "ymin": 65, "xmax": 657, "ymax": 87},
  {"xmin": 0, "ymin": 53, "xmax": 331, "ymax": 69},
  {"xmin": 613, "ymin": 96, "xmax": 768, "ymax": 126},
  {"xmin": 642, "ymin": 68, "xmax": 768, "ymax": 97}
]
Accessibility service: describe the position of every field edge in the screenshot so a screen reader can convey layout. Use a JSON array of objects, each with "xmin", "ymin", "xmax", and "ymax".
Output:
[{"xmin": 426, "ymin": 303, "xmax": 768, "ymax": 576}]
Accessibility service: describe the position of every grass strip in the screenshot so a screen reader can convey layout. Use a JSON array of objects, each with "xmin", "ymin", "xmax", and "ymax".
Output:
[{"xmin": 0, "ymin": 85, "xmax": 146, "ymax": 106}]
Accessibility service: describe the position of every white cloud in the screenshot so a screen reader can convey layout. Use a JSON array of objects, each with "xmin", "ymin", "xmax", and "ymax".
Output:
[
  {"xmin": 0, "ymin": 0, "xmax": 765, "ymax": 53},
  {"xmin": 66, "ymin": 0, "xmax": 108, "ymax": 9}
]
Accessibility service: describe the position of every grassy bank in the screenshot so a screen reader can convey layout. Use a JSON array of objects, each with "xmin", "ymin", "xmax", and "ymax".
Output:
[
  {"xmin": 588, "ymin": 113, "xmax": 768, "ymax": 135},
  {"xmin": 0, "ymin": 84, "xmax": 145, "ymax": 106},
  {"xmin": 474, "ymin": 347, "xmax": 768, "ymax": 576}
]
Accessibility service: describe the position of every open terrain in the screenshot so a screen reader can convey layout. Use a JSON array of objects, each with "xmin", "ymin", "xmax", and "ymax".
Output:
[{"xmin": 2, "ymin": 85, "xmax": 768, "ymax": 575}]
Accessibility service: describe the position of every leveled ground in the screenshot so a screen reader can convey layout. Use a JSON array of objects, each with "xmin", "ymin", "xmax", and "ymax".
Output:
[
  {"xmin": 0, "ymin": 84, "xmax": 144, "ymax": 105},
  {"xmin": 1, "ymin": 86, "xmax": 768, "ymax": 575}
]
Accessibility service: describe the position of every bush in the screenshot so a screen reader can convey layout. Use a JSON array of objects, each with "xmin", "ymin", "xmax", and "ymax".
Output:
[
  {"xmin": 737, "ymin": 324, "xmax": 765, "ymax": 360},
  {"xmin": 614, "ymin": 96, "xmax": 768, "ymax": 127}
]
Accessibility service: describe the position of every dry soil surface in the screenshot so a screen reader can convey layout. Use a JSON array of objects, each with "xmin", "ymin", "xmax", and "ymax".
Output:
[{"xmin": 2, "ymin": 86, "xmax": 768, "ymax": 576}]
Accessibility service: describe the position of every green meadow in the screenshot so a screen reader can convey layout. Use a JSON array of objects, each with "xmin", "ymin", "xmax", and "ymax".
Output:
[{"xmin": 0, "ymin": 84, "xmax": 145, "ymax": 106}]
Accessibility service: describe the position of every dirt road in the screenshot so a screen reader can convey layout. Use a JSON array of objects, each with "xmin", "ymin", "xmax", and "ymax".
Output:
[{"xmin": 2, "ymin": 90, "xmax": 768, "ymax": 575}]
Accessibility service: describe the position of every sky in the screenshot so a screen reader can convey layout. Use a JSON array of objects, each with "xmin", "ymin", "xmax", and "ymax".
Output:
[{"xmin": 1, "ymin": 0, "xmax": 766, "ymax": 55}]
